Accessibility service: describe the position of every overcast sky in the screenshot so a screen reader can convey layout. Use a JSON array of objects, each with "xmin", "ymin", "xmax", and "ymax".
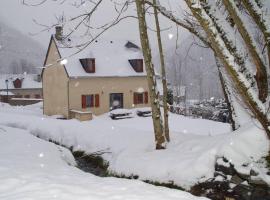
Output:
[{"xmin": 0, "ymin": 0, "xmax": 189, "ymax": 50}]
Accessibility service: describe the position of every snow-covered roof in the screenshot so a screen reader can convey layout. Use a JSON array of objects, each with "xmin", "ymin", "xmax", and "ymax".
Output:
[
  {"xmin": 0, "ymin": 91, "xmax": 14, "ymax": 95},
  {"xmin": 0, "ymin": 74, "xmax": 42, "ymax": 90},
  {"xmin": 53, "ymin": 36, "xmax": 147, "ymax": 78}
]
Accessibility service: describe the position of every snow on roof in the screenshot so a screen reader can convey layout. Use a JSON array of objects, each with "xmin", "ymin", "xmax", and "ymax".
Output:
[
  {"xmin": 0, "ymin": 74, "xmax": 42, "ymax": 90},
  {"xmin": 0, "ymin": 91, "xmax": 14, "ymax": 95},
  {"xmin": 54, "ymin": 36, "xmax": 147, "ymax": 78}
]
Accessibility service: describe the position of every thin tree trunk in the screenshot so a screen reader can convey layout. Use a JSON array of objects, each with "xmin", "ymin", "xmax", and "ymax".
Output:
[
  {"xmin": 223, "ymin": 0, "xmax": 268, "ymax": 102},
  {"xmin": 153, "ymin": 0, "xmax": 170, "ymax": 142},
  {"xmin": 215, "ymin": 57, "xmax": 236, "ymax": 130},
  {"xmin": 135, "ymin": 0, "xmax": 165, "ymax": 149},
  {"xmin": 241, "ymin": 0, "xmax": 270, "ymax": 68},
  {"xmin": 185, "ymin": 0, "xmax": 270, "ymax": 137}
]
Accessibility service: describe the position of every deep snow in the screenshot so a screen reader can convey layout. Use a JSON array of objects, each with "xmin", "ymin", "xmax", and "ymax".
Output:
[
  {"xmin": 0, "ymin": 125, "xmax": 207, "ymax": 200},
  {"xmin": 0, "ymin": 102, "xmax": 269, "ymax": 190}
]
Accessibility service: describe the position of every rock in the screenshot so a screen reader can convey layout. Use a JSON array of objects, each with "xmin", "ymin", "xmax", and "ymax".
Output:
[
  {"xmin": 233, "ymin": 184, "xmax": 253, "ymax": 200},
  {"xmin": 215, "ymin": 162, "xmax": 236, "ymax": 176},
  {"xmin": 235, "ymin": 166, "xmax": 251, "ymax": 181},
  {"xmin": 250, "ymin": 169, "xmax": 259, "ymax": 176},
  {"xmin": 251, "ymin": 187, "xmax": 270, "ymax": 200},
  {"xmin": 248, "ymin": 176, "xmax": 268, "ymax": 186},
  {"xmin": 191, "ymin": 159, "xmax": 270, "ymax": 200},
  {"xmin": 231, "ymin": 175, "xmax": 244, "ymax": 185},
  {"xmin": 214, "ymin": 171, "xmax": 226, "ymax": 178}
]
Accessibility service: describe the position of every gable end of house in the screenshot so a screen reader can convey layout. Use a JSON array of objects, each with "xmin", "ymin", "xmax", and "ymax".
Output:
[{"xmin": 42, "ymin": 35, "xmax": 69, "ymax": 79}]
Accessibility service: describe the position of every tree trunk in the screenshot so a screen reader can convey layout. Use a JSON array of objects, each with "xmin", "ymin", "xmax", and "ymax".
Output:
[
  {"xmin": 135, "ymin": 0, "xmax": 165, "ymax": 149},
  {"xmin": 241, "ymin": 0, "xmax": 270, "ymax": 68},
  {"xmin": 215, "ymin": 57, "xmax": 236, "ymax": 130},
  {"xmin": 153, "ymin": 0, "xmax": 170, "ymax": 142},
  {"xmin": 222, "ymin": 0, "xmax": 268, "ymax": 103},
  {"xmin": 185, "ymin": 0, "xmax": 270, "ymax": 137}
]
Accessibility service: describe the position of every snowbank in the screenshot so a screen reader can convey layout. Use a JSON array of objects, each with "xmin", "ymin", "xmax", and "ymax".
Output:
[
  {"xmin": 0, "ymin": 125, "xmax": 206, "ymax": 200},
  {"xmin": 0, "ymin": 103, "xmax": 268, "ymax": 189}
]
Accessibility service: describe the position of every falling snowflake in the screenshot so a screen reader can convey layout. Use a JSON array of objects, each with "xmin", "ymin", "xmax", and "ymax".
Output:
[
  {"xmin": 75, "ymin": 82, "xmax": 80, "ymax": 87},
  {"xmin": 60, "ymin": 59, "xmax": 68, "ymax": 65},
  {"xmin": 168, "ymin": 33, "xmax": 174, "ymax": 40}
]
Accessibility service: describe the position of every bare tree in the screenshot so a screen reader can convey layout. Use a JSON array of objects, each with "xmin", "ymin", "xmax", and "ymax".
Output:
[
  {"xmin": 146, "ymin": 0, "xmax": 270, "ymax": 138},
  {"xmin": 135, "ymin": 0, "xmax": 165, "ymax": 149},
  {"xmin": 153, "ymin": 0, "xmax": 170, "ymax": 142}
]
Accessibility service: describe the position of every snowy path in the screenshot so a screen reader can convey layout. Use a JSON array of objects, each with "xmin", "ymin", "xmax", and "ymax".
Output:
[{"xmin": 0, "ymin": 125, "xmax": 207, "ymax": 200}]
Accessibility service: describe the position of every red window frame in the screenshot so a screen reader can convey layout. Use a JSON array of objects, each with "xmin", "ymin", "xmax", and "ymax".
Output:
[
  {"xmin": 133, "ymin": 91, "xmax": 148, "ymax": 105},
  {"xmin": 82, "ymin": 94, "xmax": 99, "ymax": 108}
]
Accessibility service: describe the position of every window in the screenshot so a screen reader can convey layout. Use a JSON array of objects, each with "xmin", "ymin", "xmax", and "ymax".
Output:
[
  {"xmin": 129, "ymin": 59, "xmax": 143, "ymax": 73},
  {"xmin": 35, "ymin": 94, "xmax": 41, "ymax": 99},
  {"xmin": 133, "ymin": 92, "xmax": 148, "ymax": 104},
  {"xmin": 110, "ymin": 93, "xmax": 123, "ymax": 110},
  {"xmin": 80, "ymin": 58, "xmax": 95, "ymax": 73},
  {"xmin": 13, "ymin": 78, "xmax": 22, "ymax": 88},
  {"xmin": 82, "ymin": 94, "xmax": 99, "ymax": 108},
  {"xmin": 125, "ymin": 41, "xmax": 140, "ymax": 50}
]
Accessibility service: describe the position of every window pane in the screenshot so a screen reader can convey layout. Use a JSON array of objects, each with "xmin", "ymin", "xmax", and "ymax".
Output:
[
  {"xmin": 86, "ymin": 95, "xmax": 92, "ymax": 107},
  {"xmin": 137, "ymin": 93, "xmax": 143, "ymax": 104}
]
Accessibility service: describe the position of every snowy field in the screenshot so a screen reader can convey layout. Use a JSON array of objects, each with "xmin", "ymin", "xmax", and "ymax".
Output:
[
  {"xmin": 0, "ymin": 102, "xmax": 269, "ymax": 192},
  {"xmin": 0, "ymin": 125, "xmax": 206, "ymax": 200}
]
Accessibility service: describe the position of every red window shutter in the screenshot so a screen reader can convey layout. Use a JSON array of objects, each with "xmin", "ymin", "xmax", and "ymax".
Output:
[
  {"xmin": 95, "ymin": 94, "xmax": 99, "ymax": 107},
  {"xmin": 82, "ymin": 95, "xmax": 86, "ymax": 108},
  {"xmin": 144, "ymin": 92, "xmax": 148, "ymax": 104},
  {"xmin": 133, "ymin": 93, "xmax": 138, "ymax": 104},
  {"xmin": 90, "ymin": 95, "xmax": 94, "ymax": 107},
  {"xmin": 91, "ymin": 59, "xmax": 96, "ymax": 73}
]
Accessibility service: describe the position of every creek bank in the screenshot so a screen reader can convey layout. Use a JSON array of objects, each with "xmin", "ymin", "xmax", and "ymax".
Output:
[
  {"xmin": 191, "ymin": 157, "xmax": 270, "ymax": 200},
  {"xmin": 44, "ymin": 136, "xmax": 270, "ymax": 200}
]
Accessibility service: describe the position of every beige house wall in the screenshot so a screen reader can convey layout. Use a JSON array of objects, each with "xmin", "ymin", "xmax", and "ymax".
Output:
[
  {"xmin": 43, "ymin": 39, "xmax": 69, "ymax": 118},
  {"xmin": 69, "ymin": 76, "xmax": 149, "ymax": 115}
]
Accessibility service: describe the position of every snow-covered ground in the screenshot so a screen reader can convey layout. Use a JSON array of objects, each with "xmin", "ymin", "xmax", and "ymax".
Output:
[
  {"xmin": 0, "ymin": 102, "xmax": 269, "ymax": 191},
  {"xmin": 0, "ymin": 125, "xmax": 206, "ymax": 200}
]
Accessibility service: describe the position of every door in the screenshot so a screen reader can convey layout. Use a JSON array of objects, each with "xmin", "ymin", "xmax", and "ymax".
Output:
[{"xmin": 110, "ymin": 93, "xmax": 123, "ymax": 110}]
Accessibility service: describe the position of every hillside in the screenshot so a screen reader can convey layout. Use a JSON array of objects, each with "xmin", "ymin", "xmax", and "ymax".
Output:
[
  {"xmin": 0, "ymin": 21, "xmax": 45, "ymax": 74},
  {"xmin": 159, "ymin": 35, "xmax": 223, "ymax": 100}
]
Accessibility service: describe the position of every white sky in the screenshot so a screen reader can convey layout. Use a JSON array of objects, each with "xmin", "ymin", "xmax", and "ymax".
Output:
[{"xmin": 0, "ymin": 0, "xmax": 189, "ymax": 50}]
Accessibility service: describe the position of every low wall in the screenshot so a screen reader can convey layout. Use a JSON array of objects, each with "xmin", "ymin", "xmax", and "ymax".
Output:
[{"xmin": 9, "ymin": 98, "xmax": 43, "ymax": 106}]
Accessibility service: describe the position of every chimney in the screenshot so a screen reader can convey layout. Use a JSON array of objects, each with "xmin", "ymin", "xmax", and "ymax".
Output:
[{"xmin": 55, "ymin": 26, "xmax": 63, "ymax": 41}]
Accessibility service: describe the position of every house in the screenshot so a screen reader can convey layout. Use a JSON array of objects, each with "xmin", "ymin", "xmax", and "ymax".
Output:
[
  {"xmin": 42, "ymin": 27, "xmax": 150, "ymax": 120},
  {"xmin": 0, "ymin": 74, "xmax": 42, "ymax": 105}
]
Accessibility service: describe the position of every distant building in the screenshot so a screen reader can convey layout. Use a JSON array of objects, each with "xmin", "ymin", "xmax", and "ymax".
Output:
[
  {"xmin": 0, "ymin": 74, "xmax": 42, "ymax": 105},
  {"xmin": 42, "ymin": 27, "xmax": 149, "ymax": 121}
]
